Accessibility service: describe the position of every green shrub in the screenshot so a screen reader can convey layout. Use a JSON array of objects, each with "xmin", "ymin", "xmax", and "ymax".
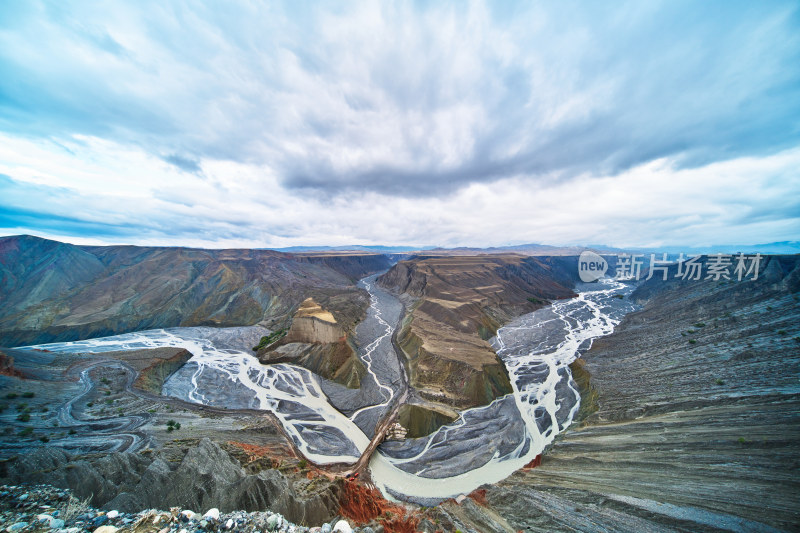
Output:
[
  {"xmin": 18, "ymin": 427, "xmax": 33, "ymax": 437},
  {"xmin": 68, "ymin": 429, "xmax": 77, "ymax": 435},
  {"xmin": 694, "ymin": 323, "xmax": 705, "ymax": 328},
  {"xmin": 5, "ymin": 393, "xmax": 18, "ymax": 400},
  {"xmin": 39, "ymin": 436, "xmax": 49, "ymax": 443},
  {"xmin": 16, "ymin": 412, "xmax": 30, "ymax": 422},
  {"xmin": 252, "ymin": 328, "xmax": 288, "ymax": 351},
  {"xmin": 688, "ymin": 339, "xmax": 697, "ymax": 344},
  {"xmin": 715, "ymin": 378, "xmax": 725, "ymax": 385},
  {"xmin": 21, "ymin": 392, "xmax": 34, "ymax": 398}
]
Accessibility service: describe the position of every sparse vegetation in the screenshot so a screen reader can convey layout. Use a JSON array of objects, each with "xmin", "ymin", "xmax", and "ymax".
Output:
[
  {"xmin": 252, "ymin": 328, "xmax": 288, "ymax": 351},
  {"xmin": 21, "ymin": 391, "xmax": 34, "ymax": 398},
  {"xmin": 715, "ymin": 378, "xmax": 725, "ymax": 385},
  {"xmin": 68, "ymin": 428, "xmax": 77, "ymax": 435},
  {"xmin": 39, "ymin": 436, "xmax": 49, "ymax": 443},
  {"xmin": 16, "ymin": 412, "xmax": 31, "ymax": 422},
  {"xmin": 59, "ymin": 494, "xmax": 92, "ymax": 522},
  {"xmin": 5, "ymin": 393, "xmax": 18, "ymax": 400},
  {"xmin": 777, "ymin": 330, "xmax": 787, "ymax": 335},
  {"xmin": 527, "ymin": 296, "xmax": 545, "ymax": 304},
  {"xmin": 694, "ymin": 323, "xmax": 706, "ymax": 328},
  {"xmin": 298, "ymin": 459, "xmax": 308, "ymax": 469},
  {"xmin": 688, "ymin": 339, "xmax": 697, "ymax": 344},
  {"xmin": 166, "ymin": 419, "xmax": 181, "ymax": 431},
  {"xmin": 18, "ymin": 427, "xmax": 33, "ymax": 437}
]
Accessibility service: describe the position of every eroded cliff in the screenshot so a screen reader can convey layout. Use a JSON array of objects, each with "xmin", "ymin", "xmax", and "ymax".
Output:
[
  {"xmin": 258, "ymin": 298, "xmax": 366, "ymax": 388},
  {"xmin": 379, "ymin": 254, "xmax": 577, "ymax": 409}
]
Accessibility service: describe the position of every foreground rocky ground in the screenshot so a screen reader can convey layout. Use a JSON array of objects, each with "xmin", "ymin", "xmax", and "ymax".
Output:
[{"xmin": 0, "ymin": 483, "xmax": 364, "ymax": 533}]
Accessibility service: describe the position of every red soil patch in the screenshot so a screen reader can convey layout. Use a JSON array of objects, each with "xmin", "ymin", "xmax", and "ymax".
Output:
[
  {"xmin": 228, "ymin": 441, "xmax": 275, "ymax": 462},
  {"xmin": 0, "ymin": 352, "xmax": 23, "ymax": 378},
  {"xmin": 468, "ymin": 488, "xmax": 487, "ymax": 506},
  {"xmin": 226, "ymin": 441, "xmax": 298, "ymax": 466},
  {"xmin": 339, "ymin": 483, "xmax": 420, "ymax": 533},
  {"xmin": 523, "ymin": 454, "xmax": 542, "ymax": 469}
]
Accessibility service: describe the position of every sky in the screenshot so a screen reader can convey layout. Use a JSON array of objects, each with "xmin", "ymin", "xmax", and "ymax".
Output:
[{"xmin": 0, "ymin": 0, "xmax": 799, "ymax": 249}]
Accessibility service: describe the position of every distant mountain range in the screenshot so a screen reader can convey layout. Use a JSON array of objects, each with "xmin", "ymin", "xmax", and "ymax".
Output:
[
  {"xmin": 275, "ymin": 241, "xmax": 800, "ymax": 256},
  {"xmin": 273, "ymin": 245, "xmax": 433, "ymax": 253}
]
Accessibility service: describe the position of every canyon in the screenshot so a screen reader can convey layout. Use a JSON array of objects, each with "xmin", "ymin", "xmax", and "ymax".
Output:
[{"xmin": 0, "ymin": 236, "xmax": 798, "ymax": 532}]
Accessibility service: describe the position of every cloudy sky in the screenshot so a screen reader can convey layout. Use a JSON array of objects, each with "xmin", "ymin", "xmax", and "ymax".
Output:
[{"xmin": 1, "ymin": 1, "xmax": 798, "ymax": 249}]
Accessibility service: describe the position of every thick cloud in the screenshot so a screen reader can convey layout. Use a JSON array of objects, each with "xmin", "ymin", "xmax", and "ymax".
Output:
[
  {"xmin": 1, "ymin": 1, "xmax": 798, "ymax": 197},
  {"xmin": 0, "ymin": 1, "xmax": 798, "ymax": 247}
]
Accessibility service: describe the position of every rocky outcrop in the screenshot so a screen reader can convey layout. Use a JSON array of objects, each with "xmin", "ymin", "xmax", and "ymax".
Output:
[
  {"xmin": 0, "ymin": 351, "xmax": 23, "ymax": 377},
  {"xmin": 397, "ymin": 404, "xmax": 457, "ymax": 438},
  {"xmin": 284, "ymin": 298, "xmax": 345, "ymax": 344},
  {"xmin": 379, "ymin": 255, "xmax": 576, "ymax": 410},
  {"xmin": 0, "ymin": 438, "xmax": 343, "ymax": 526},
  {"xmin": 258, "ymin": 298, "xmax": 366, "ymax": 388},
  {"xmin": 0, "ymin": 235, "xmax": 386, "ymax": 347},
  {"xmin": 128, "ymin": 348, "xmax": 194, "ymax": 394}
]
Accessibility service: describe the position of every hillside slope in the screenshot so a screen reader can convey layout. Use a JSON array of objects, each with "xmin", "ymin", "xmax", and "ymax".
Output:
[
  {"xmin": 378, "ymin": 254, "xmax": 577, "ymax": 410},
  {"xmin": 0, "ymin": 235, "xmax": 390, "ymax": 346},
  {"xmin": 476, "ymin": 255, "xmax": 800, "ymax": 532}
]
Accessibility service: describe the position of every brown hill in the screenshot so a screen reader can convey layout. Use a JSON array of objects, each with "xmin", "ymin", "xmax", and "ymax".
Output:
[
  {"xmin": 378, "ymin": 254, "xmax": 577, "ymax": 409},
  {"xmin": 257, "ymin": 297, "xmax": 366, "ymax": 388},
  {"xmin": 0, "ymin": 235, "xmax": 391, "ymax": 347}
]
